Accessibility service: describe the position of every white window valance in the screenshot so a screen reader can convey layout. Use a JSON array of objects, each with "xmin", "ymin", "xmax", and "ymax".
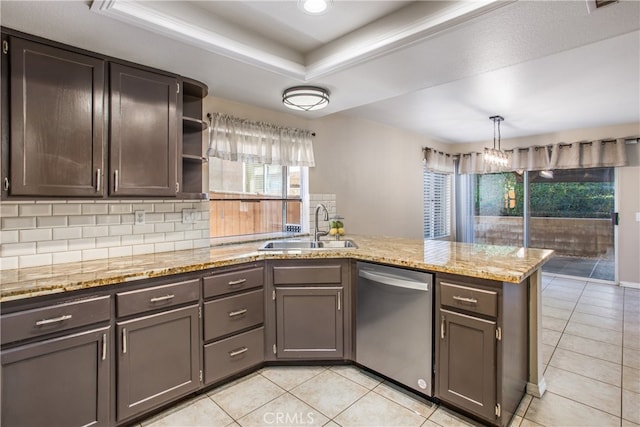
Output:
[
  {"xmin": 424, "ymin": 138, "xmax": 630, "ymax": 174},
  {"xmin": 206, "ymin": 113, "xmax": 316, "ymax": 167}
]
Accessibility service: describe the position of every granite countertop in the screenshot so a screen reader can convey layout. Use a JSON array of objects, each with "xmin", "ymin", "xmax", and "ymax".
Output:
[{"xmin": 0, "ymin": 236, "xmax": 553, "ymax": 302}]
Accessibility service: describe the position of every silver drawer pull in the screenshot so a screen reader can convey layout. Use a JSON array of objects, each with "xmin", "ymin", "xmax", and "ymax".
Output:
[
  {"xmin": 229, "ymin": 347, "xmax": 248, "ymax": 357},
  {"xmin": 228, "ymin": 309, "xmax": 248, "ymax": 317},
  {"xmin": 453, "ymin": 295, "xmax": 478, "ymax": 305},
  {"xmin": 228, "ymin": 279, "xmax": 247, "ymax": 286},
  {"xmin": 35, "ymin": 314, "xmax": 72, "ymax": 326},
  {"xmin": 150, "ymin": 294, "xmax": 175, "ymax": 303}
]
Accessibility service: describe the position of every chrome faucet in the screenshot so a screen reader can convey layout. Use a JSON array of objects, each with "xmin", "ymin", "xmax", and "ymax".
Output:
[{"xmin": 314, "ymin": 203, "xmax": 329, "ymax": 244}]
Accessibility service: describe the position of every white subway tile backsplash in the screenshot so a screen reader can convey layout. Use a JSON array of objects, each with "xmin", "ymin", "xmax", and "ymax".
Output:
[
  {"xmin": 2, "ymin": 217, "xmax": 36, "ymax": 230},
  {"xmin": 0, "ymin": 256, "xmax": 19, "ymax": 270},
  {"xmin": 69, "ymin": 215, "xmax": 96, "ymax": 226},
  {"xmin": 52, "ymin": 204, "xmax": 82, "ymax": 216},
  {"xmin": 154, "ymin": 203, "xmax": 174, "ymax": 212},
  {"xmin": 37, "ymin": 240, "xmax": 68, "ymax": 254},
  {"xmin": 174, "ymin": 240, "xmax": 193, "ymax": 251},
  {"xmin": 37, "ymin": 216, "xmax": 68, "ymax": 228},
  {"xmin": 144, "ymin": 233, "xmax": 165, "ymax": 244},
  {"xmin": 131, "ymin": 224, "xmax": 153, "ymax": 235},
  {"xmin": 109, "ymin": 246, "xmax": 132, "ymax": 258},
  {"xmin": 19, "ymin": 204, "xmax": 52, "ymax": 216},
  {"xmin": 110, "ymin": 225, "xmax": 133, "ymax": 236},
  {"xmin": 109, "ymin": 204, "xmax": 132, "ymax": 214},
  {"xmin": 82, "ymin": 248, "xmax": 109, "ymax": 261},
  {"xmin": 96, "ymin": 215, "xmax": 121, "ymax": 225},
  {"xmin": 154, "ymin": 222, "xmax": 175, "ymax": 233},
  {"xmin": 0, "ymin": 204, "xmax": 19, "ymax": 217},
  {"xmin": 132, "ymin": 244, "xmax": 155, "ymax": 255},
  {"xmin": 53, "ymin": 227, "xmax": 83, "ymax": 240},
  {"xmin": 20, "ymin": 228, "xmax": 52, "ymax": 242},
  {"xmin": 20, "ymin": 253, "xmax": 52, "ymax": 268},
  {"xmin": 96, "ymin": 236, "xmax": 121, "ymax": 248},
  {"xmin": 1, "ymin": 242, "xmax": 36, "ymax": 257},
  {"xmin": 0, "ymin": 230, "xmax": 19, "ymax": 244},
  {"xmin": 53, "ymin": 251, "xmax": 82, "ymax": 264},
  {"xmin": 82, "ymin": 226, "xmax": 109, "ymax": 238},
  {"xmin": 154, "ymin": 242, "xmax": 174, "ymax": 253},
  {"xmin": 82, "ymin": 204, "xmax": 109, "ymax": 215},
  {"xmin": 121, "ymin": 235, "xmax": 144, "ymax": 246},
  {"xmin": 0, "ymin": 199, "xmax": 213, "ymax": 270},
  {"xmin": 68, "ymin": 238, "xmax": 96, "ymax": 251}
]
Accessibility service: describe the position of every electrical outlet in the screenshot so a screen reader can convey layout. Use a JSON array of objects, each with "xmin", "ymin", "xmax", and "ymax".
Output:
[
  {"xmin": 182, "ymin": 209, "xmax": 196, "ymax": 224},
  {"xmin": 134, "ymin": 210, "xmax": 145, "ymax": 225}
]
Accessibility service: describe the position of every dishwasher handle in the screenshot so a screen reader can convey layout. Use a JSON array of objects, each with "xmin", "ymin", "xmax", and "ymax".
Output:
[{"xmin": 359, "ymin": 269, "xmax": 430, "ymax": 292}]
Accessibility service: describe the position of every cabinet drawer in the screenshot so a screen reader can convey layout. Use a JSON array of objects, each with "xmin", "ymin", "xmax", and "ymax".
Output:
[
  {"xmin": 1, "ymin": 296, "xmax": 110, "ymax": 345},
  {"xmin": 204, "ymin": 289, "xmax": 264, "ymax": 341},
  {"xmin": 204, "ymin": 267, "xmax": 263, "ymax": 298},
  {"xmin": 116, "ymin": 278, "xmax": 200, "ymax": 318},
  {"xmin": 204, "ymin": 326, "xmax": 264, "ymax": 385},
  {"xmin": 440, "ymin": 282, "xmax": 497, "ymax": 318},
  {"xmin": 273, "ymin": 265, "xmax": 342, "ymax": 285}
]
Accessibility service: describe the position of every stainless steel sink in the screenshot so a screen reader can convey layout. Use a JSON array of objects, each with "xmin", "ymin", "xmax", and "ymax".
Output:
[{"xmin": 258, "ymin": 239, "xmax": 358, "ymax": 251}]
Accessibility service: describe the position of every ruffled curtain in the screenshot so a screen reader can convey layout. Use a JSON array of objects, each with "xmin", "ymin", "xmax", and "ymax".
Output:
[
  {"xmin": 207, "ymin": 113, "xmax": 315, "ymax": 167},
  {"xmin": 424, "ymin": 138, "xmax": 628, "ymax": 175},
  {"xmin": 423, "ymin": 148, "xmax": 454, "ymax": 173}
]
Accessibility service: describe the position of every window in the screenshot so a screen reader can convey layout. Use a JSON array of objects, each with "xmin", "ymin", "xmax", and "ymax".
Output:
[
  {"xmin": 209, "ymin": 157, "xmax": 307, "ymax": 240},
  {"xmin": 423, "ymin": 169, "xmax": 451, "ymax": 239}
]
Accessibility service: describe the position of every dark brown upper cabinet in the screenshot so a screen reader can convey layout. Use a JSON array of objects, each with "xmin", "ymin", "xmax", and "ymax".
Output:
[
  {"xmin": 5, "ymin": 36, "xmax": 105, "ymax": 197},
  {"xmin": 109, "ymin": 63, "xmax": 178, "ymax": 197}
]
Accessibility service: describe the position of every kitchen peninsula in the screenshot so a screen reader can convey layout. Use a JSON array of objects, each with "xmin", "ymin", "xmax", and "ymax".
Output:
[{"xmin": 0, "ymin": 236, "xmax": 553, "ymax": 427}]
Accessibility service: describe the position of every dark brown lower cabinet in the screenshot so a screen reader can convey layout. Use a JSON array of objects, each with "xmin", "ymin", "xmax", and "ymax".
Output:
[
  {"xmin": 438, "ymin": 309, "xmax": 496, "ymax": 421},
  {"xmin": 435, "ymin": 273, "xmax": 528, "ymax": 427},
  {"xmin": 1, "ymin": 326, "xmax": 110, "ymax": 427},
  {"xmin": 116, "ymin": 305, "xmax": 200, "ymax": 422},
  {"xmin": 275, "ymin": 287, "xmax": 343, "ymax": 359}
]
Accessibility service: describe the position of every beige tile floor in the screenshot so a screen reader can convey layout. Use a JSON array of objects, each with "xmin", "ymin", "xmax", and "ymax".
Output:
[{"xmin": 139, "ymin": 274, "xmax": 640, "ymax": 427}]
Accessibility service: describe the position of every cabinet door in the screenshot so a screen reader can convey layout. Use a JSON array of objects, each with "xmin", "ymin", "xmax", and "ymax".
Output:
[
  {"xmin": 275, "ymin": 287, "xmax": 343, "ymax": 359},
  {"xmin": 9, "ymin": 37, "xmax": 105, "ymax": 196},
  {"xmin": 438, "ymin": 308, "xmax": 497, "ymax": 421},
  {"xmin": 116, "ymin": 304, "xmax": 199, "ymax": 421},
  {"xmin": 109, "ymin": 63, "xmax": 178, "ymax": 197},
  {"xmin": 1, "ymin": 326, "xmax": 110, "ymax": 427}
]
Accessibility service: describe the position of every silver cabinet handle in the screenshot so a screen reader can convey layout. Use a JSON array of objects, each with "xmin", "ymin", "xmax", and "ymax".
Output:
[
  {"xmin": 228, "ymin": 279, "xmax": 247, "ymax": 286},
  {"xmin": 96, "ymin": 168, "xmax": 101, "ymax": 192},
  {"xmin": 441, "ymin": 315, "xmax": 446, "ymax": 339},
  {"xmin": 114, "ymin": 169, "xmax": 119, "ymax": 192},
  {"xmin": 3, "ymin": 177, "xmax": 9, "ymax": 191},
  {"xmin": 338, "ymin": 291, "xmax": 341, "ymax": 311},
  {"xmin": 453, "ymin": 295, "xmax": 478, "ymax": 304},
  {"xmin": 229, "ymin": 347, "xmax": 248, "ymax": 357},
  {"xmin": 35, "ymin": 314, "xmax": 72, "ymax": 326},
  {"xmin": 102, "ymin": 333, "xmax": 107, "ymax": 361},
  {"xmin": 150, "ymin": 294, "xmax": 175, "ymax": 303},
  {"xmin": 228, "ymin": 309, "xmax": 248, "ymax": 317},
  {"xmin": 122, "ymin": 328, "xmax": 127, "ymax": 354}
]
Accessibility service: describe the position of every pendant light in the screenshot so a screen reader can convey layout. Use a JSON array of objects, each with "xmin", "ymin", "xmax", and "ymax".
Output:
[
  {"xmin": 282, "ymin": 86, "xmax": 330, "ymax": 111},
  {"xmin": 484, "ymin": 115, "xmax": 509, "ymax": 167}
]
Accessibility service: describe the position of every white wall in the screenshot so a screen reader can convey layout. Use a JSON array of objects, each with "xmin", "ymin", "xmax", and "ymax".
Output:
[{"xmin": 310, "ymin": 114, "xmax": 445, "ymax": 239}]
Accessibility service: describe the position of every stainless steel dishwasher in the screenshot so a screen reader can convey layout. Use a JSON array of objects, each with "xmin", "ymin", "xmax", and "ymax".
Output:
[{"xmin": 356, "ymin": 262, "xmax": 433, "ymax": 396}]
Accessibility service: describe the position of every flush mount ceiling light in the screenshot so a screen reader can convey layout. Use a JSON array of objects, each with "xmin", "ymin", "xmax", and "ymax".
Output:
[
  {"xmin": 484, "ymin": 115, "xmax": 509, "ymax": 167},
  {"xmin": 282, "ymin": 86, "xmax": 330, "ymax": 111},
  {"xmin": 298, "ymin": 0, "xmax": 331, "ymax": 15}
]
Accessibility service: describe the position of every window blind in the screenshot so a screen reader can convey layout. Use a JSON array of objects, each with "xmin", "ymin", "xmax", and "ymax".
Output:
[{"xmin": 423, "ymin": 169, "xmax": 451, "ymax": 239}]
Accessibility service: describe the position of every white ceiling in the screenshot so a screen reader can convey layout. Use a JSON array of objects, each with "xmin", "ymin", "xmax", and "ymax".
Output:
[{"xmin": 1, "ymin": 0, "xmax": 639, "ymax": 144}]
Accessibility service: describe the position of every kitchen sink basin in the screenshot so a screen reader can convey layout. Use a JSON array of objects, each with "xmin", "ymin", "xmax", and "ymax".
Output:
[{"xmin": 258, "ymin": 239, "xmax": 358, "ymax": 251}]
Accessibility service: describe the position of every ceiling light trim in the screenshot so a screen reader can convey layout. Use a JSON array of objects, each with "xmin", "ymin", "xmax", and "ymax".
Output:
[{"xmin": 90, "ymin": 0, "xmax": 306, "ymax": 80}]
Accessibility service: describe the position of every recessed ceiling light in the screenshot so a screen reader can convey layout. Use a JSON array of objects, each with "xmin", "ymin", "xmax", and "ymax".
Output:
[{"xmin": 299, "ymin": 0, "xmax": 330, "ymax": 15}]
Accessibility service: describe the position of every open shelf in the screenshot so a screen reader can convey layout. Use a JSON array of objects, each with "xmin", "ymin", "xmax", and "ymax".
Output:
[{"xmin": 179, "ymin": 77, "xmax": 208, "ymax": 198}]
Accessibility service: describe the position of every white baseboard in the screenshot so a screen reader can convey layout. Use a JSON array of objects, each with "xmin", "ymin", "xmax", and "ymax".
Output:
[
  {"xmin": 526, "ymin": 377, "xmax": 547, "ymax": 398},
  {"xmin": 621, "ymin": 281, "xmax": 640, "ymax": 289}
]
